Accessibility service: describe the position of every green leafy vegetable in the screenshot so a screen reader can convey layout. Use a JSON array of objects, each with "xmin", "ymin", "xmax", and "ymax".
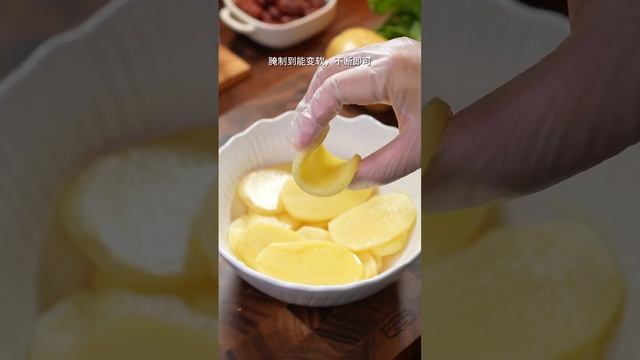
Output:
[{"xmin": 368, "ymin": 0, "xmax": 421, "ymax": 41}]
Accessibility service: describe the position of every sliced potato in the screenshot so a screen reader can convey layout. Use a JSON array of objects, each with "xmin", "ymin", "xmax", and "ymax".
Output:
[
  {"xmin": 305, "ymin": 220, "xmax": 329, "ymax": 229},
  {"xmin": 256, "ymin": 240, "xmax": 364, "ymax": 285},
  {"xmin": 329, "ymin": 193, "xmax": 416, "ymax": 251},
  {"xmin": 281, "ymin": 178, "xmax": 374, "ymax": 222},
  {"xmin": 277, "ymin": 213, "xmax": 302, "ymax": 230},
  {"xmin": 60, "ymin": 147, "xmax": 215, "ymax": 291},
  {"xmin": 292, "ymin": 143, "xmax": 361, "ymax": 197},
  {"xmin": 237, "ymin": 166, "xmax": 290, "ymax": 215},
  {"xmin": 370, "ymin": 231, "xmax": 410, "ymax": 257},
  {"xmin": 297, "ymin": 226, "xmax": 332, "ymax": 242},
  {"xmin": 233, "ymin": 222, "xmax": 305, "ymax": 269},
  {"xmin": 30, "ymin": 290, "xmax": 216, "ymax": 360},
  {"xmin": 423, "ymin": 204, "xmax": 497, "ymax": 267},
  {"xmin": 371, "ymin": 252, "xmax": 383, "ymax": 272},
  {"xmin": 356, "ymin": 251, "xmax": 378, "ymax": 279},
  {"xmin": 423, "ymin": 223, "xmax": 624, "ymax": 359}
]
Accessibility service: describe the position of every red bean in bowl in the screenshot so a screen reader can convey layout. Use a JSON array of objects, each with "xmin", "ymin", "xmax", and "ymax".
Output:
[{"xmin": 233, "ymin": 0, "xmax": 325, "ymax": 24}]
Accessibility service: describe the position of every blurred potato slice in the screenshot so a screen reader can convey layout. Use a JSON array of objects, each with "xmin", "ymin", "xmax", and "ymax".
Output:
[
  {"xmin": 60, "ymin": 147, "xmax": 215, "ymax": 291},
  {"xmin": 30, "ymin": 290, "xmax": 217, "ymax": 360},
  {"xmin": 281, "ymin": 178, "xmax": 373, "ymax": 222},
  {"xmin": 423, "ymin": 223, "xmax": 624, "ymax": 359},
  {"xmin": 422, "ymin": 204, "xmax": 498, "ymax": 267}
]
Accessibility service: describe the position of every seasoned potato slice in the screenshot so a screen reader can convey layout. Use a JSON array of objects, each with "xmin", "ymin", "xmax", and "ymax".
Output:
[
  {"xmin": 281, "ymin": 178, "xmax": 373, "ymax": 222},
  {"xmin": 423, "ymin": 223, "xmax": 624, "ymax": 359},
  {"xmin": 297, "ymin": 226, "xmax": 332, "ymax": 242},
  {"xmin": 256, "ymin": 241, "xmax": 364, "ymax": 285},
  {"xmin": 233, "ymin": 222, "xmax": 305, "ymax": 269},
  {"xmin": 60, "ymin": 147, "xmax": 215, "ymax": 291},
  {"xmin": 237, "ymin": 166, "xmax": 290, "ymax": 215},
  {"xmin": 329, "ymin": 193, "xmax": 416, "ymax": 251},
  {"xmin": 292, "ymin": 143, "xmax": 361, "ymax": 197},
  {"xmin": 30, "ymin": 290, "xmax": 216, "ymax": 360}
]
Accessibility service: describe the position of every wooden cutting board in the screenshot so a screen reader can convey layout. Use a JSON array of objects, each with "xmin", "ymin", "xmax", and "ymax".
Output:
[
  {"xmin": 219, "ymin": 258, "xmax": 421, "ymax": 359},
  {"xmin": 219, "ymin": 45, "xmax": 250, "ymax": 91}
]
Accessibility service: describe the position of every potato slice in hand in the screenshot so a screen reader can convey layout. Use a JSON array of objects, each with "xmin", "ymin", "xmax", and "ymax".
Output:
[
  {"xmin": 233, "ymin": 222, "xmax": 305, "ymax": 269},
  {"xmin": 292, "ymin": 143, "xmax": 361, "ymax": 197},
  {"xmin": 256, "ymin": 240, "xmax": 364, "ymax": 285},
  {"xmin": 329, "ymin": 193, "xmax": 416, "ymax": 251},
  {"xmin": 30, "ymin": 290, "xmax": 216, "ymax": 360},
  {"xmin": 423, "ymin": 223, "xmax": 624, "ymax": 359},
  {"xmin": 297, "ymin": 226, "xmax": 332, "ymax": 242},
  {"xmin": 281, "ymin": 178, "xmax": 374, "ymax": 222},
  {"xmin": 237, "ymin": 166, "xmax": 290, "ymax": 215},
  {"xmin": 60, "ymin": 148, "xmax": 215, "ymax": 291}
]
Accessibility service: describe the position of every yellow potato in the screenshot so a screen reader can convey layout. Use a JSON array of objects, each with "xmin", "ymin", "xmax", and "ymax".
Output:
[
  {"xmin": 30, "ymin": 290, "xmax": 217, "ymax": 360},
  {"xmin": 371, "ymin": 252, "xmax": 383, "ymax": 272},
  {"xmin": 356, "ymin": 251, "xmax": 378, "ymax": 279},
  {"xmin": 305, "ymin": 220, "xmax": 329, "ymax": 229},
  {"xmin": 423, "ymin": 204, "xmax": 498, "ymax": 267},
  {"xmin": 277, "ymin": 213, "xmax": 302, "ymax": 230},
  {"xmin": 233, "ymin": 222, "xmax": 305, "ymax": 269},
  {"xmin": 423, "ymin": 223, "xmax": 624, "ymax": 359},
  {"xmin": 256, "ymin": 241, "xmax": 364, "ymax": 285},
  {"xmin": 297, "ymin": 226, "xmax": 332, "ymax": 242},
  {"xmin": 292, "ymin": 143, "xmax": 361, "ymax": 197},
  {"xmin": 370, "ymin": 231, "xmax": 410, "ymax": 257},
  {"xmin": 329, "ymin": 193, "xmax": 416, "ymax": 251},
  {"xmin": 59, "ymin": 147, "xmax": 214, "ymax": 291},
  {"xmin": 237, "ymin": 166, "xmax": 290, "ymax": 215},
  {"xmin": 422, "ymin": 98, "xmax": 452, "ymax": 175},
  {"xmin": 281, "ymin": 178, "xmax": 374, "ymax": 222}
]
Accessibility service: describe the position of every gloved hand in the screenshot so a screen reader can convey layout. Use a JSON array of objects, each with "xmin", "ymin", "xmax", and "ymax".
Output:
[
  {"xmin": 423, "ymin": 0, "xmax": 640, "ymax": 211},
  {"xmin": 289, "ymin": 37, "xmax": 421, "ymax": 189}
]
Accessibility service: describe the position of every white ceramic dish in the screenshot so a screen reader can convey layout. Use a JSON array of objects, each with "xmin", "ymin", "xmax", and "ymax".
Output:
[
  {"xmin": 426, "ymin": 0, "xmax": 639, "ymax": 358},
  {"xmin": 220, "ymin": 0, "xmax": 337, "ymax": 48},
  {"xmin": 218, "ymin": 112, "xmax": 421, "ymax": 307},
  {"xmin": 0, "ymin": 0, "xmax": 216, "ymax": 358}
]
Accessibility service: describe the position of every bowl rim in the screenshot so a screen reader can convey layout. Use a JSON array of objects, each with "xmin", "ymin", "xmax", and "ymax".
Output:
[
  {"xmin": 218, "ymin": 112, "xmax": 421, "ymax": 292},
  {"xmin": 222, "ymin": 0, "xmax": 337, "ymax": 31}
]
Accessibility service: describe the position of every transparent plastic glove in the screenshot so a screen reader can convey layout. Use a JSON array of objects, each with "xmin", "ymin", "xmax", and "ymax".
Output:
[
  {"xmin": 290, "ymin": 37, "xmax": 421, "ymax": 188},
  {"xmin": 423, "ymin": 0, "xmax": 640, "ymax": 211}
]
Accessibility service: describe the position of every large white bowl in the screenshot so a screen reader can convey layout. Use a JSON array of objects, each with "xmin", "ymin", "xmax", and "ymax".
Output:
[
  {"xmin": 219, "ymin": 112, "xmax": 421, "ymax": 306},
  {"xmin": 220, "ymin": 0, "xmax": 337, "ymax": 48}
]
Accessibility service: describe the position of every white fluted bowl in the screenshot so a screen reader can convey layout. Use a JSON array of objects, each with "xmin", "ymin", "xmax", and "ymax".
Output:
[{"xmin": 219, "ymin": 112, "xmax": 421, "ymax": 306}]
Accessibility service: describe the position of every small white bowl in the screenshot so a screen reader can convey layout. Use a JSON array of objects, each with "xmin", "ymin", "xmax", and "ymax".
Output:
[
  {"xmin": 218, "ymin": 112, "xmax": 421, "ymax": 306},
  {"xmin": 220, "ymin": 0, "xmax": 337, "ymax": 48}
]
